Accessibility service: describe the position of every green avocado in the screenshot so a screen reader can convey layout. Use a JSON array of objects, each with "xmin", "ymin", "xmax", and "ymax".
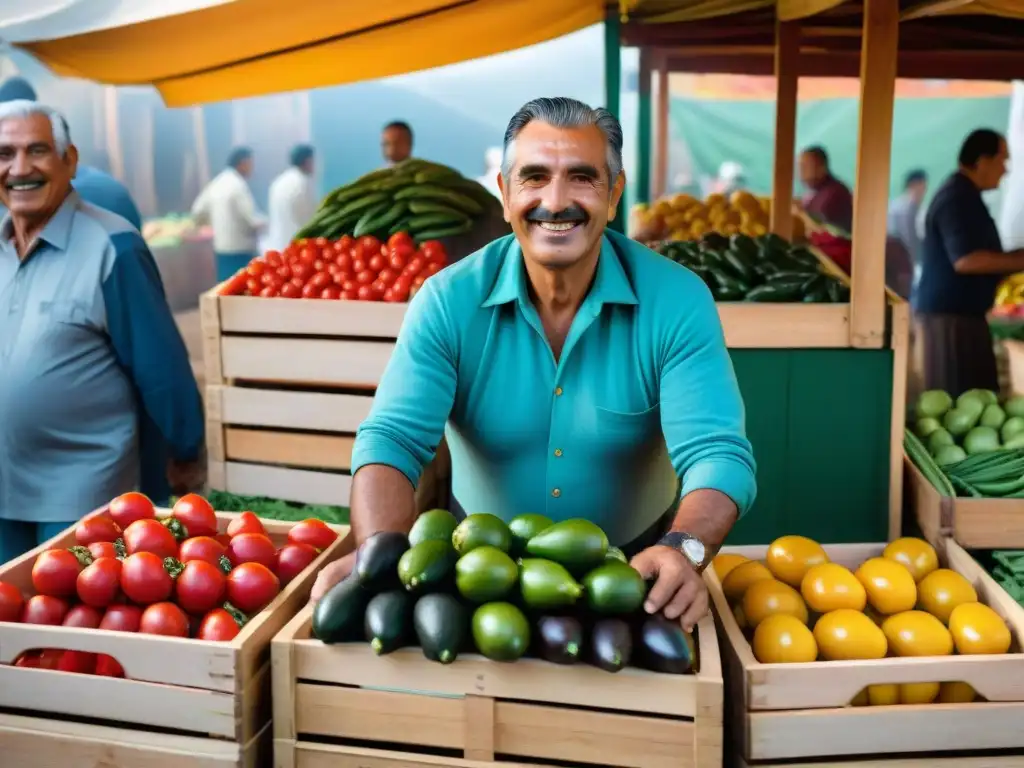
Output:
[
  {"xmin": 355, "ymin": 531, "xmax": 409, "ymax": 591},
  {"xmin": 519, "ymin": 558, "xmax": 583, "ymax": 610},
  {"xmin": 455, "ymin": 546, "xmax": 518, "ymax": 602},
  {"xmin": 397, "ymin": 539, "xmax": 457, "ymax": 593},
  {"xmin": 312, "ymin": 575, "xmax": 369, "ymax": 644},
  {"xmin": 508, "ymin": 514, "xmax": 553, "ymax": 558},
  {"xmin": 363, "ymin": 590, "xmax": 414, "ymax": 655},
  {"xmin": 408, "ymin": 508, "xmax": 459, "ymax": 547},
  {"xmin": 524, "ymin": 518, "xmax": 608, "ymax": 573},
  {"xmin": 943, "ymin": 407, "xmax": 978, "ymax": 438},
  {"xmin": 980, "ymin": 404, "xmax": 1007, "ymax": 430},
  {"xmin": 605, "ymin": 546, "xmax": 628, "ymax": 564},
  {"xmin": 472, "ymin": 602, "xmax": 530, "ymax": 662},
  {"xmin": 452, "ymin": 513, "xmax": 512, "ymax": 555},
  {"xmin": 582, "ymin": 562, "xmax": 648, "ymax": 615},
  {"xmin": 414, "ymin": 593, "xmax": 469, "ymax": 664}
]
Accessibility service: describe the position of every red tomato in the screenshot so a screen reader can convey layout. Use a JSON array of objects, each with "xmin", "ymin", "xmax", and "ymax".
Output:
[
  {"xmin": 420, "ymin": 241, "xmax": 447, "ymax": 261},
  {"xmin": 275, "ymin": 542, "xmax": 318, "ymax": 586},
  {"xmin": 120, "ymin": 552, "xmax": 174, "ymax": 604},
  {"xmin": 368, "ymin": 254, "xmax": 386, "ymax": 272},
  {"xmin": 313, "ymin": 237, "xmax": 329, "ymax": 249},
  {"xmin": 140, "ymin": 602, "xmax": 189, "ymax": 637},
  {"xmin": 321, "ymin": 285, "xmax": 341, "ymax": 300},
  {"xmin": 226, "ymin": 533, "xmax": 277, "ymax": 570},
  {"xmin": 337, "ymin": 235, "xmax": 355, "ymax": 250},
  {"xmin": 0, "ymin": 582, "xmax": 24, "ymax": 622},
  {"xmin": 22, "ymin": 595, "xmax": 69, "ymax": 625},
  {"xmin": 246, "ymin": 260, "xmax": 267, "ymax": 277},
  {"xmin": 99, "ymin": 604, "xmax": 143, "ymax": 633},
  {"xmin": 217, "ymin": 271, "xmax": 249, "ymax": 296},
  {"xmin": 390, "ymin": 281, "xmax": 410, "ymax": 303},
  {"xmin": 123, "ymin": 519, "xmax": 178, "ymax": 559},
  {"xmin": 171, "ymin": 494, "xmax": 218, "ymax": 539},
  {"xmin": 276, "ymin": 265, "xmax": 293, "ymax": 281},
  {"xmin": 264, "ymin": 250, "xmax": 283, "ymax": 265},
  {"xmin": 109, "ymin": 492, "xmax": 156, "ymax": 530},
  {"xmin": 290, "ymin": 261, "xmax": 312, "ymax": 281},
  {"xmin": 388, "ymin": 232, "xmax": 414, "ymax": 250},
  {"xmin": 37, "ymin": 649, "xmax": 66, "ymax": 670},
  {"xmin": 351, "ymin": 257, "xmax": 367, "ymax": 273},
  {"xmin": 95, "ymin": 654, "xmax": 126, "ymax": 678},
  {"xmin": 175, "ymin": 560, "xmax": 226, "ymax": 615},
  {"xmin": 215, "ymin": 533, "xmax": 233, "ymax": 549},
  {"xmin": 246, "ymin": 277, "xmax": 260, "ymax": 294},
  {"xmin": 14, "ymin": 651, "xmax": 41, "ymax": 668},
  {"xmin": 388, "ymin": 253, "xmax": 407, "ymax": 271},
  {"xmin": 227, "ymin": 511, "xmax": 266, "ymax": 538},
  {"xmin": 354, "ymin": 269, "xmax": 374, "ymax": 286},
  {"xmin": 32, "ymin": 549, "xmax": 84, "ymax": 598},
  {"xmin": 357, "ymin": 284, "xmax": 377, "ymax": 301},
  {"xmin": 335, "ymin": 253, "xmax": 352, "ymax": 271},
  {"xmin": 371, "ymin": 279, "xmax": 388, "ymax": 295},
  {"xmin": 412, "ymin": 274, "xmax": 427, "ymax": 288},
  {"xmin": 287, "ymin": 519, "xmax": 339, "ymax": 552},
  {"xmin": 382, "ymin": 288, "xmax": 396, "ymax": 303},
  {"xmin": 281, "ymin": 281, "xmax": 301, "ymax": 299},
  {"xmin": 340, "ymin": 289, "xmax": 358, "ymax": 300},
  {"xmin": 75, "ymin": 515, "xmax": 122, "ymax": 546},
  {"xmin": 63, "ymin": 604, "xmax": 103, "ymax": 629},
  {"xmin": 424, "ymin": 262, "xmax": 442, "ymax": 277},
  {"xmin": 332, "ymin": 271, "xmax": 349, "ymax": 287},
  {"xmin": 359, "ymin": 235, "xmax": 381, "ymax": 253},
  {"xmin": 87, "ymin": 541, "xmax": 119, "ymax": 560},
  {"xmin": 260, "ymin": 286, "xmax": 280, "ymax": 298},
  {"xmin": 377, "ymin": 268, "xmax": 398, "ymax": 284},
  {"xmin": 197, "ymin": 608, "xmax": 243, "ymax": 641},
  {"xmin": 57, "ymin": 650, "xmax": 97, "ymax": 674},
  {"xmin": 179, "ymin": 536, "xmax": 229, "ymax": 570},
  {"xmin": 405, "ymin": 256, "xmax": 425, "ymax": 276},
  {"xmin": 77, "ymin": 557, "xmax": 123, "ymax": 608},
  {"xmin": 300, "ymin": 282, "xmax": 318, "ymax": 298},
  {"xmin": 226, "ymin": 563, "xmax": 280, "ymax": 614}
]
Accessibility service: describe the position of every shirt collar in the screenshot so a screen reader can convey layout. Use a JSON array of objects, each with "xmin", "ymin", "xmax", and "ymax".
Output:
[
  {"xmin": 482, "ymin": 234, "xmax": 639, "ymax": 309},
  {"xmin": 0, "ymin": 190, "xmax": 79, "ymax": 253}
]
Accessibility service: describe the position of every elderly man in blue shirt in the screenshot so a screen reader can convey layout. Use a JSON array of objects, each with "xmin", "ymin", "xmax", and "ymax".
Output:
[
  {"xmin": 312, "ymin": 97, "xmax": 756, "ymax": 630},
  {"xmin": 0, "ymin": 100, "xmax": 204, "ymax": 562}
]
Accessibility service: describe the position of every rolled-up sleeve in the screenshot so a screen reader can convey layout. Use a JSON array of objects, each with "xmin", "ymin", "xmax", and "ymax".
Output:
[
  {"xmin": 659, "ymin": 275, "xmax": 757, "ymax": 516},
  {"xmin": 351, "ymin": 279, "xmax": 458, "ymax": 487},
  {"xmin": 101, "ymin": 233, "xmax": 205, "ymax": 461}
]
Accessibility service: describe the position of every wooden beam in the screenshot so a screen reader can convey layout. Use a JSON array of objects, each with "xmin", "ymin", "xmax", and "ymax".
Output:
[
  {"xmin": 653, "ymin": 51, "xmax": 670, "ymax": 200},
  {"xmin": 900, "ymin": 0, "xmax": 975, "ymax": 22},
  {"xmin": 771, "ymin": 21, "xmax": 800, "ymax": 241},
  {"xmin": 849, "ymin": 0, "xmax": 899, "ymax": 349},
  {"xmin": 637, "ymin": 47, "xmax": 653, "ymax": 205}
]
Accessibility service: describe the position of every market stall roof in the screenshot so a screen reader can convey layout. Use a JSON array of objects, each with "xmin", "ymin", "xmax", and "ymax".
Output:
[
  {"xmin": 8, "ymin": 0, "xmax": 603, "ymax": 107},
  {"xmin": 619, "ymin": 0, "xmax": 1024, "ymax": 80}
]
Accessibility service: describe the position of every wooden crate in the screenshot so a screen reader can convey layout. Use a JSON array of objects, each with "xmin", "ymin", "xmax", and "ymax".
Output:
[
  {"xmin": 201, "ymin": 292, "xmax": 450, "ymax": 509},
  {"xmin": 271, "ymin": 604, "xmax": 723, "ymax": 768},
  {"xmin": 1005, "ymin": 339, "xmax": 1024, "ymax": 395},
  {"xmin": 707, "ymin": 538, "xmax": 1024, "ymax": 765},
  {"xmin": 905, "ymin": 453, "xmax": 1024, "ymax": 549},
  {"xmin": 0, "ymin": 509, "xmax": 350, "ymax": 768}
]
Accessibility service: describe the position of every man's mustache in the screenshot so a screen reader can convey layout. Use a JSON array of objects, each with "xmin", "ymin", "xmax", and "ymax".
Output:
[{"xmin": 526, "ymin": 205, "xmax": 588, "ymax": 223}]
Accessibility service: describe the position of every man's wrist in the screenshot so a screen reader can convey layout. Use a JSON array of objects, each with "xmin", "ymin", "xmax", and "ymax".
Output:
[{"xmin": 657, "ymin": 532, "xmax": 714, "ymax": 573}]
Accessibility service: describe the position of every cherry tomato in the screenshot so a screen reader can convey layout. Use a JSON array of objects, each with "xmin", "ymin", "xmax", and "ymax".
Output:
[
  {"xmin": 359, "ymin": 235, "xmax": 382, "ymax": 253},
  {"xmin": 371, "ymin": 279, "xmax": 388, "ymax": 295},
  {"xmin": 275, "ymin": 542, "xmax": 318, "ymax": 586},
  {"xmin": 75, "ymin": 515, "xmax": 121, "ymax": 546},
  {"xmin": 424, "ymin": 262, "xmax": 442, "ymax": 277},
  {"xmin": 337, "ymin": 235, "xmax": 355, "ymax": 250},
  {"xmin": 301, "ymin": 281, "xmax": 318, "ymax": 298},
  {"xmin": 313, "ymin": 237, "xmax": 329, "ymax": 249},
  {"xmin": 226, "ymin": 533, "xmax": 278, "ymax": 570},
  {"xmin": 179, "ymin": 536, "xmax": 229, "ymax": 570},
  {"xmin": 332, "ymin": 271, "xmax": 349, "ymax": 287},
  {"xmin": 175, "ymin": 560, "xmax": 226, "ymax": 615},
  {"xmin": 32, "ymin": 549, "xmax": 85, "ymax": 598},
  {"xmin": 217, "ymin": 271, "xmax": 250, "ymax": 296},
  {"xmin": 120, "ymin": 552, "xmax": 175, "ymax": 604},
  {"xmin": 77, "ymin": 556, "xmax": 123, "ymax": 608},
  {"xmin": 140, "ymin": 602, "xmax": 189, "ymax": 637},
  {"xmin": 335, "ymin": 253, "xmax": 352, "ymax": 272},
  {"xmin": 171, "ymin": 494, "xmax": 218, "ymax": 539},
  {"xmin": 287, "ymin": 519, "xmax": 339, "ymax": 552},
  {"xmin": 95, "ymin": 654, "xmax": 126, "ymax": 677},
  {"xmin": 123, "ymin": 519, "xmax": 178, "ymax": 558},
  {"xmin": 390, "ymin": 281, "xmax": 410, "ymax": 303},
  {"xmin": 368, "ymin": 254, "xmax": 386, "ymax": 272},
  {"xmin": 405, "ymin": 256, "xmax": 425, "ymax": 276},
  {"xmin": 376, "ymin": 268, "xmax": 398, "ymax": 284},
  {"xmin": 227, "ymin": 511, "xmax": 266, "ymax": 538},
  {"xmin": 22, "ymin": 595, "xmax": 69, "ymax": 625},
  {"xmin": 388, "ymin": 232, "xmax": 414, "ymax": 250},
  {"xmin": 63, "ymin": 604, "xmax": 103, "ymax": 629},
  {"xmin": 246, "ymin": 277, "xmax": 260, "ymax": 294},
  {"xmin": 388, "ymin": 254, "xmax": 407, "ymax": 271},
  {"xmin": 197, "ymin": 608, "xmax": 244, "ymax": 642},
  {"xmin": 264, "ymin": 250, "xmax": 283, "ymax": 265},
  {"xmin": 357, "ymin": 284, "xmax": 377, "ymax": 301},
  {"xmin": 88, "ymin": 541, "xmax": 119, "ymax": 560},
  {"xmin": 421, "ymin": 241, "xmax": 447, "ymax": 260},
  {"xmin": 313, "ymin": 258, "xmax": 326, "ymax": 271},
  {"xmin": 351, "ymin": 258, "xmax": 367, "ymax": 273},
  {"xmin": 383, "ymin": 288, "xmax": 396, "ymax": 302},
  {"xmin": 109, "ymin": 492, "xmax": 156, "ymax": 530},
  {"xmin": 317, "ymin": 285, "xmax": 337, "ymax": 300},
  {"xmin": 281, "ymin": 281, "xmax": 301, "ymax": 298},
  {"xmin": 226, "ymin": 562, "xmax": 280, "ymax": 614},
  {"xmin": 260, "ymin": 286, "xmax": 280, "ymax": 298},
  {"xmin": 0, "ymin": 582, "xmax": 24, "ymax": 622},
  {"xmin": 340, "ymin": 289, "xmax": 358, "ymax": 300},
  {"xmin": 100, "ymin": 604, "xmax": 143, "ymax": 633},
  {"xmin": 412, "ymin": 274, "xmax": 427, "ymax": 288},
  {"xmin": 14, "ymin": 651, "xmax": 41, "ymax": 668},
  {"xmin": 246, "ymin": 260, "xmax": 267, "ymax": 277},
  {"xmin": 309, "ymin": 272, "xmax": 331, "ymax": 291}
]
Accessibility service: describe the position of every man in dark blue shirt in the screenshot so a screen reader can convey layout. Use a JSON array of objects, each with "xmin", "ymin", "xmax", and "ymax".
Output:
[{"xmin": 912, "ymin": 129, "xmax": 1024, "ymax": 396}]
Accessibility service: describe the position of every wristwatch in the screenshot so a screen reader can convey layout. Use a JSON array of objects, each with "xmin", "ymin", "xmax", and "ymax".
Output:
[{"xmin": 658, "ymin": 532, "xmax": 712, "ymax": 573}]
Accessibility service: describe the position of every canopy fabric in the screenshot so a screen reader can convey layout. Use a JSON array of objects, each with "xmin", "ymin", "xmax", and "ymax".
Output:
[{"xmin": 16, "ymin": 0, "xmax": 603, "ymax": 107}]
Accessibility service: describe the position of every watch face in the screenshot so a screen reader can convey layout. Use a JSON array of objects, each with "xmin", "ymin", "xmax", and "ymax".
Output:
[{"xmin": 682, "ymin": 538, "xmax": 706, "ymax": 565}]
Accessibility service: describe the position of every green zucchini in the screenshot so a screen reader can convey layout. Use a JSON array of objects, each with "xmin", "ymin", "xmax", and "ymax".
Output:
[
  {"xmin": 356, "ymin": 202, "xmax": 409, "ymax": 237},
  {"xmin": 395, "ymin": 185, "xmax": 484, "ymax": 215},
  {"xmin": 745, "ymin": 282, "xmax": 803, "ymax": 302},
  {"xmin": 352, "ymin": 201, "xmax": 393, "ymax": 237},
  {"xmin": 415, "ymin": 221, "xmax": 474, "ymax": 242},
  {"xmin": 707, "ymin": 267, "xmax": 749, "ymax": 299},
  {"xmin": 333, "ymin": 192, "xmax": 389, "ymax": 220},
  {"xmin": 408, "ymin": 200, "xmax": 467, "ymax": 217},
  {"xmin": 408, "ymin": 212, "xmax": 471, "ymax": 232},
  {"xmin": 414, "ymin": 168, "xmax": 461, "ymax": 184},
  {"xmin": 722, "ymin": 248, "xmax": 757, "ymax": 283}
]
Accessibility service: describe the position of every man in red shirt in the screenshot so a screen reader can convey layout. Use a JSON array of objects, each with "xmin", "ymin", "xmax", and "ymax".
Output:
[{"xmin": 799, "ymin": 146, "xmax": 853, "ymax": 233}]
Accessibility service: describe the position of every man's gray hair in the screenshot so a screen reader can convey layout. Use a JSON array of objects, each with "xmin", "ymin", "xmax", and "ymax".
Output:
[
  {"xmin": 501, "ymin": 97, "xmax": 624, "ymax": 181},
  {"xmin": 0, "ymin": 99, "xmax": 72, "ymax": 156}
]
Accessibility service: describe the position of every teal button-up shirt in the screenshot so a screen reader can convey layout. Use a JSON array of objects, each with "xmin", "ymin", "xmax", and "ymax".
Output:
[{"xmin": 352, "ymin": 229, "xmax": 756, "ymax": 546}]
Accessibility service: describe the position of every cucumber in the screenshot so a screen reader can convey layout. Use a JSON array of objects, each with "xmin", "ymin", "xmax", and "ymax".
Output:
[
  {"xmin": 325, "ymin": 183, "xmax": 373, "ymax": 208},
  {"xmin": 351, "ymin": 167, "xmax": 395, "ymax": 186},
  {"xmin": 352, "ymin": 201, "xmax": 392, "ymax": 237},
  {"xmin": 722, "ymin": 248, "xmax": 757, "ymax": 283},
  {"xmin": 372, "ymin": 174, "xmax": 418, "ymax": 192},
  {"xmin": 745, "ymin": 282, "xmax": 803, "ymax": 302},
  {"xmin": 408, "ymin": 200, "xmax": 467, "ymax": 217},
  {"xmin": 395, "ymin": 185, "xmax": 483, "ymax": 215},
  {"xmin": 389, "ymin": 217, "xmax": 413, "ymax": 236},
  {"xmin": 414, "ymin": 221, "xmax": 474, "ymax": 242},
  {"xmin": 333, "ymin": 192, "xmax": 389, "ymax": 221},
  {"xmin": 407, "ymin": 212, "xmax": 471, "ymax": 232},
  {"xmin": 414, "ymin": 168, "xmax": 461, "ymax": 184}
]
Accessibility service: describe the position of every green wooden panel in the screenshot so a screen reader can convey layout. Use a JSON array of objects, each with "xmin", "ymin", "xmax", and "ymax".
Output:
[{"xmin": 726, "ymin": 349, "xmax": 893, "ymax": 545}]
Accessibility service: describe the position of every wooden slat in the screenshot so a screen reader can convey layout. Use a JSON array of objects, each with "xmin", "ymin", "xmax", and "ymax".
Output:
[
  {"xmin": 719, "ymin": 304, "xmax": 850, "ymax": 348},
  {"xmin": 215, "ymin": 461, "xmax": 352, "ymax": 507},
  {"xmin": 212, "ymin": 386, "xmax": 373, "ymax": 433},
  {"xmin": 218, "ymin": 295, "xmax": 406, "ymax": 338},
  {"xmin": 887, "ymin": 301, "xmax": 910, "ymax": 540},
  {"xmin": 770, "ymin": 20, "xmax": 800, "ymax": 240},
  {"xmin": 220, "ymin": 337, "xmax": 394, "ymax": 388},
  {"xmin": 223, "ymin": 428, "xmax": 354, "ymax": 471}
]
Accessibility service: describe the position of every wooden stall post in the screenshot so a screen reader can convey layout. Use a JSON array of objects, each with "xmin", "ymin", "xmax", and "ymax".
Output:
[
  {"xmin": 770, "ymin": 20, "xmax": 800, "ymax": 240},
  {"xmin": 637, "ymin": 47, "xmax": 654, "ymax": 205},
  {"xmin": 653, "ymin": 51, "xmax": 670, "ymax": 200},
  {"xmin": 849, "ymin": 0, "xmax": 898, "ymax": 348}
]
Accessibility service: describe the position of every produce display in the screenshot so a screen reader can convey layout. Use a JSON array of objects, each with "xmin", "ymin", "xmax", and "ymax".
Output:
[
  {"xmin": 0, "ymin": 493, "xmax": 339, "ymax": 675},
  {"xmin": 988, "ymin": 550, "xmax": 1024, "ymax": 609},
  {"xmin": 141, "ymin": 214, "xmax": 210, "ymax": 248},
  {"xmin": 992, "ymin": 272, "xmax": 1024, "ymax": 319},
  {"xmin": 906, "ymin": 388, "xmax": 1024, "ymax": 498},
  {"xmin": 715, "ymin": 534, "xmax": 1014, "ymax": 705},
  {"xmin": 631, "ymin": 190, "xmax": 805, "ymax": 243},
  {"xmin": 313, "ymin": 511, "xmax": 697, "ymax": 674},
  {"xmin": 296, "ymin": 158, "xmax": 502, "ymax": 244},
  {"xmin": 215, "ymin": 231, "xmax": 447, "ymax": 302},
  {"xmin": 653, "ymin": 232, "xmax": 850, "ymax": 302}
]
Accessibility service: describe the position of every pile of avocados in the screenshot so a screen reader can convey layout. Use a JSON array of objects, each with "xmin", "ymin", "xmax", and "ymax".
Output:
[
  {"xmin": 313, "ymin": 510, "xmax": 698, "ymax": 675},
  {"xmin": 653, "ymin": 232, "xmax": 851, "ymax": 303}
]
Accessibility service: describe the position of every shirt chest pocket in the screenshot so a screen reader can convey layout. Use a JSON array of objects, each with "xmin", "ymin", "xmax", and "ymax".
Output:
[
  {"xmin": 33, "ymin": 300, "xmax": 94, "ymax": 349},
  {"xmin": 591, "ymin": 404, "xmax": 663, "ymax": 457}
]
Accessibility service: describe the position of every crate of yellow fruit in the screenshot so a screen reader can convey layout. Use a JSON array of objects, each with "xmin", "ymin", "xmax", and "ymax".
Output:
[{"xmin": 706, "ymin": 535, "xmax": 1024, "ymax": 766}]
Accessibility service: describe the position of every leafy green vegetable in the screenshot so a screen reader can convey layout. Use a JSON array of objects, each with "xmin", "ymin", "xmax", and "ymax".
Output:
[{"xmin": 174, "ymin": 491, "xmax": 349, "ymax": 525}]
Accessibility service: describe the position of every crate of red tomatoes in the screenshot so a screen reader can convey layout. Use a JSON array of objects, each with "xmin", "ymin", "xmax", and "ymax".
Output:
[{"xmin": 0, "ymin": 492, "xmax": 348, "ymax": 768}]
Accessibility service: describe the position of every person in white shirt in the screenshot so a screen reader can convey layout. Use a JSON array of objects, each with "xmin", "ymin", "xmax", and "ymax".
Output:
[
  {"xmin": 474, "ymin": 147, "xmax": 503, "ymax": 199},
  {"xmin": 267, "ymin": 144, "xmax": 316, "ymax": 252},
  {"xmin": 191, "ymin": 147, "xmax": 266, "ymax": 281}
]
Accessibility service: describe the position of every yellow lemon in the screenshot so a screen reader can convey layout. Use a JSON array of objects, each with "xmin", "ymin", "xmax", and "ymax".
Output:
[
  {"xmin": 881, "ymin": 611, "xmax": 954, "ymax": 657},
  {"xmin": 801, "ymin": 563, "xmax": 867, "ymax": 613},
  {"xmin": 938, "ymin": 682, "xmax": 977, "ymax": 703},
  {"xmin": 855, "ymin": 557, "xmax": 918, "ymax": 615},
  {"xmin": 850, "ymin": 689, "xmax": 869, "ymax": 706},
  {"xmin": 742, "ymin": 579, "xmax": 809, "ymax": 627},
  {"xmin": 752, "ymin": 614, "xmax": 817, "ymax": 664},
  {"xmin": 867, "ymin": 684, "xmax": 899, "ymax": 706},
  {"xmin": 766, "ymin": 535, "xmax": 829, "ymax": 587},
  {"xmin": 733, "ymin": 603, "xmax": 748, "ymax": 632},
  {"xmin": 900, "ymin": 682, "xmax": 940, "ymax": 704},
  {"xmin": 813, "ymin": 609, "xmax": 888, "ymax": 660},
  {"xmin": 917, "ymin": 569, "xmax": 978, "ymax": 624},
  {"xmin": 722, "ymin": 560, "xmax": 774, "ymax": 604},
  {"xmin": 948, "ymin": 602, "xmax": 1012, "ymax": 655},
  {"xmin": 882, "ymin": 538, "xmax": 939, "ymax": 582},
  {"xmin": 713, "ymin": 553, "xmax": 750, "ymax": 581}
]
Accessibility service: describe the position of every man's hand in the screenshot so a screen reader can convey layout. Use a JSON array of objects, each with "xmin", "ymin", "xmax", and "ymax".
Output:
[
  {"xmin": 630, "ymin": 545, "xmax": 708, "ymax": 632},
  {"xmin": 167, "ymin": 458, "xmax": 206, "ymax": 496},
  {"xmin": 310, "ymin": 551, "xmax": 355, "ymax": 602}
]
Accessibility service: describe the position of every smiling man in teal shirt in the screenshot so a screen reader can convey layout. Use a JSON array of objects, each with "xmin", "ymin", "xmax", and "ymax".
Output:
[{"xmin": 313, "ymin": 97, "xmax": 756, "ymax": 630}]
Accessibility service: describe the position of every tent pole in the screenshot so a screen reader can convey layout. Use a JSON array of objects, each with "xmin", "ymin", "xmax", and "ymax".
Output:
[
  {"xmin": 771, "ymin": 20, "xmax": 800, "ymax": 239},
  {"xmin": 637, "ymin": 47, "xmax": 653, "ymax": 206},
  {"xmin": 653, "ymin": 51, "xmax": 669, "ymax": 200},
  {"xmin": 605, "ymin": 6, "xmax": 625, "ymax": 232}
]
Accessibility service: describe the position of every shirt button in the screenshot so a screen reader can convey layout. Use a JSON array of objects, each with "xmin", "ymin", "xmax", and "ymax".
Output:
[
  {"xmin": 552, "ymin": 488, "xmax": 561, "ymax": 498},
  {"xmin": 554, "ymin": 387, "xmax": 563, "ymax": 396},
  {"xmin": 554, "ymin": 448, "xmax": 563, "ymax": 457}
]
